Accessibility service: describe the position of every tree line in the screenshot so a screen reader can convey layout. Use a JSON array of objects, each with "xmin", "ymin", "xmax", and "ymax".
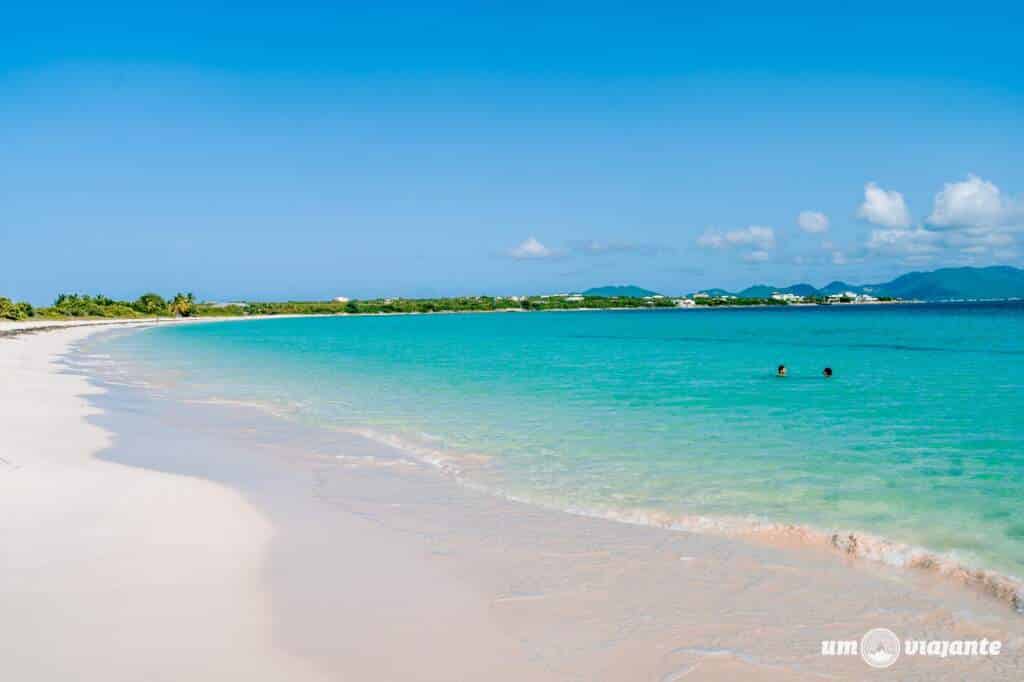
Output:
[
  {"xmin": 2, "ymin": 291, "xmax": 901, "ymax": 322},
  {"xmin": 2, "ymin": 293, "xmax": 681, "ymax": 320},
  {"xmin": 1, "ymin": 293, "xmax": 196, "ymax": 320}
]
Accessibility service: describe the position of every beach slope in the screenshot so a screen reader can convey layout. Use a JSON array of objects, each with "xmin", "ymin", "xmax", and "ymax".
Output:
[{"xmin": 0, "ymin": 324, "xmax": 326, "ymax": 681}]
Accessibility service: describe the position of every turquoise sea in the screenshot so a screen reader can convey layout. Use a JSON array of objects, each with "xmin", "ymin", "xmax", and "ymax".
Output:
[{"xmin": 94, "ymin": 303, "xmax": 1024, "ymax": 577}]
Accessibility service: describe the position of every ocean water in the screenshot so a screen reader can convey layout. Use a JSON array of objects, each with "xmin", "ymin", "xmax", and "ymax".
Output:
[{"xmin": 94, "ymin": 303, "xmax": 1024, "ymax": 578}]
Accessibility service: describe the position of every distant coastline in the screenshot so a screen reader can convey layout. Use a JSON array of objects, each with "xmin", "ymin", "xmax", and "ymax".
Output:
[
  {"xmin": 6, "ymin": 266, "xmax": 1022, "ymax": 323},
  {"xmin": 2, "ymin": 288, "xmax": 912, "ymax": 323},
  {"xmin": 2, "ymin": 296, "xmax": 922, "ymax": 327}
]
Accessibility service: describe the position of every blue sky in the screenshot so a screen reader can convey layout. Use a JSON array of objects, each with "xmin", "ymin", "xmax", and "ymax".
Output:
[{"xmin": 3, "ymin": 3, "xmax": 1023, "ymax": 303}]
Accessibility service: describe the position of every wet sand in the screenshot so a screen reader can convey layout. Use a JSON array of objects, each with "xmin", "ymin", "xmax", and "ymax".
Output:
[{"xmin": 3, "ymin": 323, "xmax": 1023, "ymax": 680}]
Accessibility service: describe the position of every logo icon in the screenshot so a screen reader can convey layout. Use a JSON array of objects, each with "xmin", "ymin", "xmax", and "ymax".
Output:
[{"xmin": 860, "ymin": 628, "xmax": 901, "ymax": 668}]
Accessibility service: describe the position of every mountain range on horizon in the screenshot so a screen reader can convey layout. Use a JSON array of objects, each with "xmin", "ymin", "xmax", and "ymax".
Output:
[{"xmin": 583, "ymin": 266, "xmax": 1024, "ymax": 302}]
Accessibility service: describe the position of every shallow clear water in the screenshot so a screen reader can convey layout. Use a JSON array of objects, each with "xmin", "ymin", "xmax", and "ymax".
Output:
[{"xmin": 95, "ymin": 303, "xmax": 1024, "ymax": 576}]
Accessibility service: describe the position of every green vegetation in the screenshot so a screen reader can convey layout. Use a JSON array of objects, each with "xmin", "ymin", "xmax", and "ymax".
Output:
[
  {"xmin": 0, "ymin": 292, "xmax": 200, "ymax": 320},
  {"xmin": 877, "ymin": 266, "xmax": 1024, "ymax": 301},
  {"xmin": 694, "ymin": 296, "xmax": 787, "ymax": 307},
  {"xmin": 582, "ymin": 285, "xmax": 660, "ymax": 298},
  {"xmin": 191, "ymin": 304, "xmax": 249, "ymax": 317},
  {"xmin": 0, "ymin": 297, "xmax": 34, "ymax": 320},
  {"xmin": 5, "ymin": 265, "xmax": 1017, "ymax": 324},
  {"xmin": 169, "ymin": 292, "xmax": 195, "ymax": 317},
  {"xmin": 234, "ymin": 294, "xmax": 680, "ymax": 316},
  {"xmin": 698, "ymin": 266, "xmax": 1024, "ymax": 302},
  {"xmin": 133, "ymin": 293, "xmax": 167, "ymax": 315},
  {"xmin": 0, "ymin": 288, "xmax": 905, "ymax": 324},
  {"xmin": 693, "ymin": 294, "xmax": 896, "ymax": 306},
  {"xmin": 43, "ymin": 294, "xmax": 141, "ymax": 318},
  {"xmin": 3, "ymin": 292, "xmax": 682, "ymax": 322}
]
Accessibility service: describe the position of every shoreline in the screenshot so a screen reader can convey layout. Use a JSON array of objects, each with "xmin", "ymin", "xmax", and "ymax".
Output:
[
  {"xmin": 308, "ymin": 422, "xmax": 1024, "ymax": 615},
  {"xmin": 72, "ymin": 317, "xmax": 1024, "ymax": 615},
  {"xmin": 15, "ymin": 315, "xmax": 1024, "ymax": 601},
  {"xmin": 0, "ymin": 312, "xmax": 341, "ymax": 337},
  {"xmin": 5, "ymin": 323, "xmax": 1023, "ymax": 679},
  {"xmin": 1, "ymin": 296, "xmax": 932, "ymax": 336},
  {"xmin": 58, "ymin": 317, "xmax": 1024, "ymax": 605},
  {"xmin": 11, "ymin": 296, "xmax": 1024, "ymax": 336},
  {"xmin": 0, "ymin": 323, "xmax": 328, "ymax": 681}
]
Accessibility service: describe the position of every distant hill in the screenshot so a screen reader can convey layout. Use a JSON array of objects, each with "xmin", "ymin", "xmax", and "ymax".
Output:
[
  {"xmin": 738, "ymin": 283, "xmax": 818, "ymax": 298},
  {"xmin": 819, "ymin": 281, "xmax": 866, "ymax": 295},
  {"xmin": 583, "ymin": 285, "xmax": 660, "ymax": 298},
  {"xmin": 781, "ymin": 283, "xmax": 820, "ymax": 297},
  {"xmin": 736, "ymin": 284, "xmax": 775, "ymax": 298},
  {"xmin": 699, "ymin": 266, "xmax": 1024, "ymax": 301},
  {"xmin": 867, "ymin": 266, "xmax": 1024, "ymax": 301}
]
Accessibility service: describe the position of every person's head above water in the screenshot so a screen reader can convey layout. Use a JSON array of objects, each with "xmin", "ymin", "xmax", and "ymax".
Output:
[
  {"xmin": 823, "ymin": 367, "xmax": 833, "ymax": 378},
  {"xmin": 777, "ymin": 364, "xmax": 787, "ymax": 376}
]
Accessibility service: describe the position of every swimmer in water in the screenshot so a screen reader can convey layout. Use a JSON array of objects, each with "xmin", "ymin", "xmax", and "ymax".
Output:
[
  {"xmin": 777, "ymin": 364, "xmax": 787, "ymax": 377},
  {"xmin": 823, "ymin": 367, "xmax": 833, "ymax": 378}
]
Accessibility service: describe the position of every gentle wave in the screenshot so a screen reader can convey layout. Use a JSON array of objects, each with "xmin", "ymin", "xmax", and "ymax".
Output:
[
  {"xmin": 86, "ymin": 309, "xmax": 1024, "ymax": 615},
  {"xmin": 81, "ymin": 351, "xmax": 1024, "ymax": 614},
  {"xmin": 341, "ymin": 422, "xmax": 1024, "ymax": 614}
]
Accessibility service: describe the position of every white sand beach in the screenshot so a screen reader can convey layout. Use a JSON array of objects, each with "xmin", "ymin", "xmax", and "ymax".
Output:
[
  {"xmin": 3, "ymin": 321, "xmax": 1023, "ymax": 680},
  {"xmin": 0, "ymin": 322, "xmax": 327, "ymax": 681}
]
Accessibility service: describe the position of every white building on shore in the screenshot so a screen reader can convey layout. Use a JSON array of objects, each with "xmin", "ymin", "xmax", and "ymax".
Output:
[{"xmin": 826, "ymin": 292, "xmax": 879, "ymax": 303}]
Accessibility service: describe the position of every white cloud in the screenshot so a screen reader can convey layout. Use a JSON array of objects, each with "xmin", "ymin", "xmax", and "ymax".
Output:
[
  {"xmin": 506, "ymin": 236, "xmax": 669, "ymax": 261},
  {"xmin": 855, "ymin": 177, "xmax": 1023, "ymax": 265},
  {"xmin": 864, "ymin": 223, "xmax": 1018, "ymax": 265},
  {"xmin": 865, "ymin": 227, "xmax": 941, "ymax": 263},
  {"xmin": 732, "ymin": 225, "xmax": 775, "ymax": 249},
  {"xmin": 696, "ymin": 231, "xmax": 724, "ymax": 248},
  {"xmin": 927, "ymin": 174, "xmax": 1019, "ymax": 230},
  {"xmin": 507, "ymin": 236, "xmax": 556, "ymax": 260},
  {"xmin": 697, "ymin": 225, "xmax": 775, "ymax": 264},
  {"xmin": 831, "ymin": 251, "xmax": 848, "ymax": 265},
  {"xmin": 797, "ymin": 210, "xmax": 829, "ymax": 233},
  {"xmin": 697, "ymin": 225, "xmax": 775, "ymax": 250},
  {"xmin": 857, "ymin": 182, "xmax": 912, "ymax": 229},
  {"xmin": 941, "ymin": 228, "xmax": 1015, "ymax": 255},
  {"xmin": 568, "ymin": 240, "xmax": 668, "ymax": 256},
  {"xmin": 919, "ymin": 175, "xmax": 1021, "ymax": 259}
]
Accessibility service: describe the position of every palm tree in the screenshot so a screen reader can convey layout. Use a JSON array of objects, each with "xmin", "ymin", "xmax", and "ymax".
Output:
[
  {"xmin": 169, "ymin": 292, "xmax": 195, "ymax": 318},
  {"xmin": 133, "ymin": 292, "xmax": 167, "ymax": 315}
]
